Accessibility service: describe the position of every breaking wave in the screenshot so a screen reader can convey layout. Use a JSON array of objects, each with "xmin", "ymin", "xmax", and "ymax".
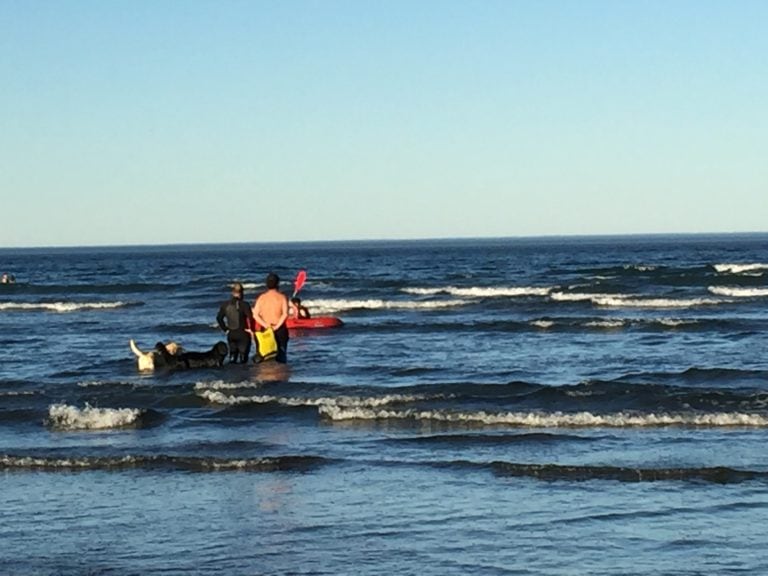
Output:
[
  {"xmin": 708, "ymin": 286, "xmax": 768, "ymax": 298},
  {"xmin": 318, "ymin": 406, "xmax": 768, "ymax": 428},
  {"xmin": 550, "ymin": 291, "xmax": 616, "ymax": 302},
  {"xmin": 714, "ymin": 263, "xmax": 768, "ymax": 275},
  {"xmin": 584, "ymin": 319, "xmax": 626, "ymax": 328},
  {"xmin": 0, "ymin": 301, "xmax": 129, "ymax": 313},
  {"xmin": 551, "ymin": 292, "xmax": 722, "ymax": 309},
  {"xmin": 197, "ymin": 389, "xmax": 440, "ymax": 408},
  {"xmin": 47, "ymin": 404, "xmax": 149, "ymax": 430},
  {"xmin": 623, "ymin": 264, "xmax": 658, "ymax": 272},
  {"xmin": 193, "ymin": 380, "xmax": 264, "ymax": 392},
  {"xmin": 594, "ymin": 296, "xmax": 722, "ymax": 309},
  {"xmin": 529, "ymin": 317, "xmax": 699, "ymax": 330},
  {"xmin": 402, "ymin": 286, "xmax": 552, "ymax": 298},
  {"xmin": 305, "ymin": 298, "xmax": 468, "ymax": 314}
]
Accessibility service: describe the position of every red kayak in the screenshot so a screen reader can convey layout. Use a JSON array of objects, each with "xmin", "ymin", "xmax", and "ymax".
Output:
[{"xmin": 286, "ymin": 316, "xmax": 344, "ymax": 330}]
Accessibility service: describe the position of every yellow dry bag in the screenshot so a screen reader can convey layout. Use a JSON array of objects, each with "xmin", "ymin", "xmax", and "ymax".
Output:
[{"xmin": 255, "ymin": 328, "xmax": 278, "ymax": 361}]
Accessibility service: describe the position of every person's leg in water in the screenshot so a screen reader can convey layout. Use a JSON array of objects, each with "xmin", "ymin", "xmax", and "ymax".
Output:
[
  {"xmin": 228, "ymin": 330, "xmax": 251, "ymax": 363},
  {"xmin": 227, "ymin": 332, "xmax": 239, "ymax": 363},
  {"xmin": 273, "ymin": 325, "xmax": 289, "ymax": 364},
  {"xmin": 240, "ymin": 331, "xmax": 252, "ymax": 363}
]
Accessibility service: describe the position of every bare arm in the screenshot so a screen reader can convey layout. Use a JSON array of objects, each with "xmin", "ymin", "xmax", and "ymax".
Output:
[
  {"xmin": 252, "ymin": 298, "xmax": 267, "ymax": 330},
  {"xmin": 275, "ymin": 295, "xmax": 289, "ymax": 328}
]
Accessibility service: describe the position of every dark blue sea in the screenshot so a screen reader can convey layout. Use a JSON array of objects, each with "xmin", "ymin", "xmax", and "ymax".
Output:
[{"xmin": 1, "ymin": 235, "xmax": 768, "ymax": 575}]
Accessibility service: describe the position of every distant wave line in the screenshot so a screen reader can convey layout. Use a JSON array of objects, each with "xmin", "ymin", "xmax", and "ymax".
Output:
[
  {"xmin": 714, "ymin": 263, "xmax": 768, "ymax": 275},
  {"xmin": 318, "ymin": 407, "xmax": 768, "ymax": 427},
  {"xmin": 708, "ymin": 286, "xmax": 768, "ymax": 298},
  {"xmin": 0, "ymin": 454, "xmax": 328, "ymax": 473},
  {"xmin": 402, "ymin": 286, "xmax": 553, "ymax": 298},
  {"xmin": 550, "ymin": 292, "xmax": 722, "ymax": 309},
  {"xmin": 0, "ymin": 301, "xmax": 129, "ymax": 313},
  {"xmin": 305, "ymin": 298, "xmax": 468, "ymax": 314}
]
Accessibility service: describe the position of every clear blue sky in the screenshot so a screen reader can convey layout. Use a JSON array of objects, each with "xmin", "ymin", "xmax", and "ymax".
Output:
[{"xmin": 1, "ymin": 0, "xmax": 766, "ymax": 247}]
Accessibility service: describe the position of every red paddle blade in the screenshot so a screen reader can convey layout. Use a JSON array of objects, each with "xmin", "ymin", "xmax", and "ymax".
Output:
[{"xmin": 293, "ymin": 270, "xmax": 307, "ymax": 295}]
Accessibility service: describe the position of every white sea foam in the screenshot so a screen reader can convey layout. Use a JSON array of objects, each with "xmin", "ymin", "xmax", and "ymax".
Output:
[
  {"xmin": 531, "ymin": 317, "xmax": 697, "ymax": 330},
  {"xmin": 0, "ymin": 390, "xmax": 37, "ymax": 396},
  {"xmin": 0, "ymin": 301, "xmax": 127, "ymax": 313},
  {"xmin": 550, "ymin": 291, "xmax": 619, "ymax": 302},
  {"xmin": 194, "ymin": 380, "xmax": 263, "ymax": 391},
  {"xmin": 305, "ymin": 298, "xmax": 468, "ymax": 314},
  {"xmin": 553, "ymin": 293, "xmax": 717, "ymax": 309},
  {"xmin": 708, "ymin": 286, "xmax": 768, "ymax": 298},
  {"xmin": 714, "ymin": 263, "xmax": 768, "ymax": 275},
  {"xmin": 77, "ymin": 381, "xmax": 107, "ymax": 388},
  {"xmin": 656, "ymin": 318, "xmax": 697, "ymax": 327},
  {"xmin": 47, "ymin": 403, "xmax": 144, "ymax": 430},
  {"xmin": 401, "ymin": 287, "xmax": 444, "ymax": 296},
  {"xmin": 585, "ymin": 319, "xmax": 626, "ymax": 328},
  {"xmin": 593, "ymin": 296, "xmax": 721, "ymax": 309},
  {"xmin": 318, "ymin": 407, "xmax": 768, "ymax": 428},
  {"xmin": 402, "ymin": 286, "xmax": 552, "ymax": 298},
  {"xmin": 197, "ymin": 390, "xmax": 436, "ymax": 408},
  {"xmin": 623, "ymin": 264, "xmax": 657, "ymax": 272},
  {"xmin": 0, "ymin": 455, "xmax": 136, "ymax": 469},
  {"xmin": 77, "ymin": 380, "xmax": 136, "ymax": 388},
  {"xmin": 550, "ymin": 291, "xmax": 720, "ymax": 309}
]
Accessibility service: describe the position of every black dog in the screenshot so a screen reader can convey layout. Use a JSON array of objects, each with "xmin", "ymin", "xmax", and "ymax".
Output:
[{"xmin": 155, "ymin": 341, "xmax": 228, "ymax": 369}]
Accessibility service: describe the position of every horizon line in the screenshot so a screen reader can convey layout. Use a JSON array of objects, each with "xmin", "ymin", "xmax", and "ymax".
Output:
[{"xmin": 1, "ymin": 230, "xmax": 766, "ymax": 251}]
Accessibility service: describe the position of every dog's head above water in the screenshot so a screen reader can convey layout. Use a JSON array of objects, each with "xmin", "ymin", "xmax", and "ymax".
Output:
[
  {"xmin": 131, "ymin": 339, "xmax": 183, "ymax": 371},
  {"xmin": 154, "ymin": 341, "xmax": 230, "ymax": 369}
]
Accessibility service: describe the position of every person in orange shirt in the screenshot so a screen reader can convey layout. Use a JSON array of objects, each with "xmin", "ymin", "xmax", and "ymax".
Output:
[{"xmin": 253, "ymin": 272, "xmax": 290, "ymax": 363}]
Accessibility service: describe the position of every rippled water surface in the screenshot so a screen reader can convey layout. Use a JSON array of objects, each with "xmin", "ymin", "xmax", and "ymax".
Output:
[{"xmin": 1, "ymin": 235, "xmax": 767, "ymax": 575}]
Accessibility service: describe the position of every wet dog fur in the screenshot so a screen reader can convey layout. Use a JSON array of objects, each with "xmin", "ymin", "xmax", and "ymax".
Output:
[
  {"xmin": 155, "ymin": 341, "xmax": 228, "ymax": 369},
  {"xmin": 130, "ymin": 339, "xmax": 183, "ymax": 371}
]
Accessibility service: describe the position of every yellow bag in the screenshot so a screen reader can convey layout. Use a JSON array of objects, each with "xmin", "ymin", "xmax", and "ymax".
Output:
[{"xmin": 255, "ymin": 328, "xmax": 278, "ymax": 361}]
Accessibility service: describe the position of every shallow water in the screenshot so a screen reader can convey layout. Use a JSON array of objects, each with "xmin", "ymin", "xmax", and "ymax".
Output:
[{"xmin": 1, "ymin": 235, "xmax": 767, "ymax": 575}]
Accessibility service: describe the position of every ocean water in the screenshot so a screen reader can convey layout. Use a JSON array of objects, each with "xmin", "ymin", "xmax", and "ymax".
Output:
[{"xmin": 1, "ymin": 234, "xmax": 767, "ymax": 575}]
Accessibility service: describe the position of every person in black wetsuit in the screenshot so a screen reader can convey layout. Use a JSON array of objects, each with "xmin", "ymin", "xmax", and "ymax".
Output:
[{"xmin": 217, "ymin": 282, "xmax": 252, "ymax": 363}]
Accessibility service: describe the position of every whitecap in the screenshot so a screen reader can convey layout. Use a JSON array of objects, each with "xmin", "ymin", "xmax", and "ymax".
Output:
[
  {"xmin": 708, "ymin": 286, "xmax": 768, "ymax": 298},
  {"xmin": 47, "ymin": 403, "xmax": 144, "ymax": 430},
  {"xmin": 402, "ymin": 286, "xmax": 552, "ymax": 298},
  {"xmin": 584, "ymin": 319, "xmax": 626, "ymax": 328},
  {"xmin": 0, "ymin": 301, "xmax": 127, "ymax": 313},
  {"xmin": 194, "ymin": 380, "xmax": 263, "ymax": 391},
  {"xmin": 550, "ymin": 291, "xmax": 619, "ymax": 302},
  {"xmin": 304, "ymin": 298, "xmax": 468, "ymax": 314},
  {"xmin": 714, "ymin": 263, "xmax": 768, "ymax": 275},
  {"xmin": 318, "ymin": 406, "xmax": 768, "ymax": 427},
  {"xmin": 197, "ymin": 390, "xmax": 439, "ymax": 408},
  {"xmin": 623, "ymin": 264, "xmax": 657, "ymax": 272},
  {"xmin": 593, "ymin": 296, "xmax": 721, "ymax": 309},
  {"xmin": 655, "ymin": 318, "xmax": 698, "ymax": 327}
]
